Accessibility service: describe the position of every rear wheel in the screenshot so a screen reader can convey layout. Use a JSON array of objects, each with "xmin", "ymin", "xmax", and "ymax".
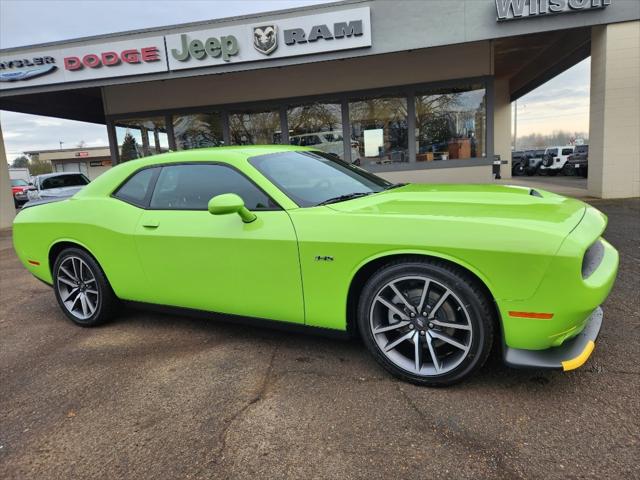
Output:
[
  {"xmin": 53, "ymin": 248, "xmax": 117, "ymax": 326},
  {"xmin": 357, "ymin": 260, "xmax": 494, "ymax": 386}
]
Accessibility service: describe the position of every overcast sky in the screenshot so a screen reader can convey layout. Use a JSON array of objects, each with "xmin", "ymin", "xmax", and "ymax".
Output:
[{"xmin": 0, "ymin": 0, "xmax": 590, "ymax": 161}]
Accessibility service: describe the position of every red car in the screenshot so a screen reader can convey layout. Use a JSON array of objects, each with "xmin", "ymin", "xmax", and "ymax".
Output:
[{"xmin": 11, "ymin": 179, "xmax": 31, "ymax": 207}]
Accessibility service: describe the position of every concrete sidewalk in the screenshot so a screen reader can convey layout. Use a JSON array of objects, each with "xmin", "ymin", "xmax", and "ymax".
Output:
[{"xmin": 498, "ymin": 175, "xmax": 591, "ymax": 199}]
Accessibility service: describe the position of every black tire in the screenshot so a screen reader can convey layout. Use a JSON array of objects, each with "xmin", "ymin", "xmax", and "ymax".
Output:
[
  {"xmin": 357, "ymin": 259, "xmax": 495, "ymax": 387},
  {"xmin": 52, "ymin": 247, "xmax": 117, "ymax": 327},
  {"xmin": 562, "ymin": 164, "xmax": 575, "ymax": 176},
  {"xmin": 525, "ymin": 167, "xmax": 536, "ymax": 176},
  {"xmin": 512, "ymin": 162, "xmax": 525, "ymax": 176}
]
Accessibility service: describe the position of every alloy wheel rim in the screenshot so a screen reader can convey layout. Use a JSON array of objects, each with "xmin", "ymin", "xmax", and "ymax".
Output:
[
  {"xmin": 369, "ymin": 275, "xmax": 473, "ymax": 376},
  {"xmin": 57, "ymin": 256, "xmax": 99, "ymax": 320}
]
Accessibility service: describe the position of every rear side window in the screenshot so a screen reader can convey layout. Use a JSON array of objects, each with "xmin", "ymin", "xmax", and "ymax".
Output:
[
  {"xmin": 149, "ymin": 164, "xmax": 276, "ymax": 211},
  {"xmin": 546, "ymin": 148, "xmax": 558, "ymax": 156},
  {"xmin": 113, "ymin": 168, "xmax": 158, "ymax": 207},
  {"xmin": 41, "ymin": 174, "xmax": 89, "ymax": 190},
  {"xmin": 562, "ymin": 148, "xmax": 574, "ymax": 155}
]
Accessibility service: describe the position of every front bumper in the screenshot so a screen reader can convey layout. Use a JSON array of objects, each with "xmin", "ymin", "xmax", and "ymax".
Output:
[{"xmin": 504, "ymin": 307, "xmax": 602, "ymax": 370}]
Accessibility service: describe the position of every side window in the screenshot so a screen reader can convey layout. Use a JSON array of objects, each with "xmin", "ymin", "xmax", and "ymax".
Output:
[
  {"xmin": 149, "ymin": 164, "xmax": 276, "ymax": 211},
  {"xmin": 113, "ymin": 168, "xmax": 157, "ymax": 207},
  {"xmin": 562, "ymin": 148, "xmax": 574, "ymax": 156}
]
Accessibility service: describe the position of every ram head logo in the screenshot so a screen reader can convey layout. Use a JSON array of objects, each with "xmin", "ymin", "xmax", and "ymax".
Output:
[{"xmin": 253, "ymin": 25, "xmax": 278, "ymax": 55}]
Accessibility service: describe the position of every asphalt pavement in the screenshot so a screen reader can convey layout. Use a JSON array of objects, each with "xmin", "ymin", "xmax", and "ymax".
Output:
[{"xmin": 1, "ymin": 198, "xmax": 638, "ymax": 479}]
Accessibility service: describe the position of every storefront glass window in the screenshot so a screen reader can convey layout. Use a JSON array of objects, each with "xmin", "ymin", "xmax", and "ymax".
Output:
[
  {"xmin": 287, "ymin": 101, "xmax": 353, "ymax": 160},
  {"xmin": 228, "ymin": 109, "xmax": 282, "ymax": 145},
  {"xmin": 115, "ymin": 117, "xmax": 169, "ymax": 162},
  {"xmin": 173, "ymin": 113, "xmax": 224, "ymax": 150},
  {"xmin": 348, "ymin": 96, "xmax": 408, "ymax": 168},
  {"xmin": 415, "ymin": 85, "xmax": 486, "ymax": 162}
]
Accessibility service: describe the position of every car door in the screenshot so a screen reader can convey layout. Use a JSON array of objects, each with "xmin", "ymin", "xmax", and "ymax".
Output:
[
  {"xmin": 133, "ymin": 162, "xmax": 304, "ymax": 324},
  {"xmin": 559, "ymin": 147, "xmax": 574, "ymax": 167}
]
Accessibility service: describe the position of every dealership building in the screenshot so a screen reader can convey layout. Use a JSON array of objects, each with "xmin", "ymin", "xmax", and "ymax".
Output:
[{"xmin": 1, "ymin": 0, "xmax": 639, "ymax": 214}]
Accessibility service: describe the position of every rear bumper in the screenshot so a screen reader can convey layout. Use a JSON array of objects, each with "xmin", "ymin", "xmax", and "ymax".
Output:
[
  {"xmin": 14, "ymin": 192, "xmax": 29, "ymax": 204},
  {"xmin": 504, "ymin": 307, "xmax": 602, "ymax": 370}
]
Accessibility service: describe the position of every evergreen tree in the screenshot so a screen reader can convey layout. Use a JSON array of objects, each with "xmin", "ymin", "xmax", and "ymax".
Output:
[
  {"xmin": 120, "ymin": 131, "xmax": 139, "ymax": 162},
  {"xmin": 11, "ymin": 155, "xmax": 29, "ymax": 168}
]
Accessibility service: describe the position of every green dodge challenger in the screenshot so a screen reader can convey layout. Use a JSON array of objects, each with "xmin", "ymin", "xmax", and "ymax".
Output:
[{"xmin": 13, "ymin": 146, "xmax": 619, "ymax": 386}]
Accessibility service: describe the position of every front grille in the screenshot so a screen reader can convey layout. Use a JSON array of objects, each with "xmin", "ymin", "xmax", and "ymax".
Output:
[{"xmin": 582, "ymin": 239, "xmax": 605, "ymax": 279}]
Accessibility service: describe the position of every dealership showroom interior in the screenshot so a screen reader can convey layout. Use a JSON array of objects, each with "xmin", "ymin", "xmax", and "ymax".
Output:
[{"xmin": 0, "ymin": 0, "xmax": 639, "ymax": 479}]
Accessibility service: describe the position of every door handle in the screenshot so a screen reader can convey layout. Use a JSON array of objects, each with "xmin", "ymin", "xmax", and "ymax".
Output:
[{"xmin": 142, "ymin": 220, "xmax": 160, "ymax": 228}]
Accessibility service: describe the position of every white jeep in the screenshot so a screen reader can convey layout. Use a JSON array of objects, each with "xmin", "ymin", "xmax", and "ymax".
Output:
[{"xmin": 539, "ymin": 146, "xmax": 575, "ymax": 175}]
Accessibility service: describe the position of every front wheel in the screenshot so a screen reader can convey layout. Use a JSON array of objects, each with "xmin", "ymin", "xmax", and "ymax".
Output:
[
  {"xmin": 357, "ymin": 260, "xmax": 494, "ymax": 386},
  {"xmin": 53, "ymin": 248, "xmax": 117, "ymax": 327},
  {"xmin": 512, "ymin": 162, "xmax": 525, "ymax": 176}
]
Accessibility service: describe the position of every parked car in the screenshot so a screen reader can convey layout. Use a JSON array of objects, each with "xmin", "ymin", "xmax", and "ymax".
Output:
[
  {"xmin": 9, "ymin": 167, "xmax": 31, "ymax": 183},
  {"xmin": 539, "ymin": 146, "xmax": 575, "ymax": 175},
  {"xmin": 563, "ymin": 145, "xmax": 588, "ymax": 177},
  {"xmin": 26, "ymin": 172, "xmax": 90, "ymax": 202},
  {"xmin": 524, "ymin": 149, "xmax": 546, "ymax": 175},
  {"xmin": 11, "ymin": 178, "xmax": 32, "ymax": 208},
  {"xmin": 511, "ymin": 151, "xmax": 527, "ymax": 176},
  {"xmin": 13, "ymin": 146, "xmax": 618, "ymax": 386}
]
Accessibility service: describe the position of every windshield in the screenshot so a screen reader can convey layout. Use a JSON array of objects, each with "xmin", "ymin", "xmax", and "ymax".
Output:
[
  {"xmin": 41, "ymin": 174, "xmax": 89, "ymax": 190},
  {"xmin": 11, "ymin": 179, "xmax": 28, "ymax": 187},
  {"xmin": 249, "ymin": 151, "xmax": 392, "ymax": 207}
]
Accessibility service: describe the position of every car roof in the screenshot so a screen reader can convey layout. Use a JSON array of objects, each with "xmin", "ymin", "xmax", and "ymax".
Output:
[
  {"xmin": 35, "ymin": 172, "xmax": 87, "ymax": 179},
  {"xmin": 73, "ymin": 145, "xmax": 317, "ymax": 202},
  {"xmin": 116, "ymin": 145, "xmax": 315, "ymax": 169}
]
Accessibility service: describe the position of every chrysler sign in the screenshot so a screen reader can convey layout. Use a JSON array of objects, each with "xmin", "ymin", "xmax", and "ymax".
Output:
[
  {"xmin": 496, "ymin": 0, "xmax": 611, "ymax": 21},
  {"xmin": 0, "ymin": 56, "xmax": 57, "ymax": 82}
]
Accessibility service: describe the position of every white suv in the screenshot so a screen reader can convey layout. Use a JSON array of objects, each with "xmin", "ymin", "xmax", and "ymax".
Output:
[
  {"xmin": 539, "ymin": 146, "xmax": 575, "ymax": 175},
  {"xmin": 290, "ymin": 131, "xmax": 360, "ymax": 164}
]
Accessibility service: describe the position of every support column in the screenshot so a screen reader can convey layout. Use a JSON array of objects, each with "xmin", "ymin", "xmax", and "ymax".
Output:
[
  {"xmin": 588, "ymin": 21, "xmax": 640, "ymax": 198},
  {"xmin": 0, "ymin": 122, "xmax": 16, "ymax": 228},
  {"xmin": 493, "ymin": 76, "xmax": 512, "ymax": 179}
]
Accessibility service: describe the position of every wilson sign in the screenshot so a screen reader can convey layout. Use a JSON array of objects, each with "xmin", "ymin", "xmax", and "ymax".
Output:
[{"xmin": 496, "ymin": 0, "xmax": 611, "ymax": 21}]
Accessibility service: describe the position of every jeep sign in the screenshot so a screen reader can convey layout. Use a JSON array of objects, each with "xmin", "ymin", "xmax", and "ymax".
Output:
[
  {"xmin": 165, "ymin": 6, "xmax": 371, "ymax": 71},
  {"xmin": 496, "ymin": 0, "xmax": 612, "ymax": 21}
]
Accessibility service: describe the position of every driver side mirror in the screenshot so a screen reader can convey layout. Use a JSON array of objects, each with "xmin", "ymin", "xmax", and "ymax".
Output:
[{"xmin": 208, "ymin": 193, "xmax": 257, "ymax": 223}]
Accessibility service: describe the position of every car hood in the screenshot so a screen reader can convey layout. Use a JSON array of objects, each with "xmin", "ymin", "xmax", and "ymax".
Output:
[{"xmin": 326, "ymin": 183, "xmax": 586, "ymax": 237}]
